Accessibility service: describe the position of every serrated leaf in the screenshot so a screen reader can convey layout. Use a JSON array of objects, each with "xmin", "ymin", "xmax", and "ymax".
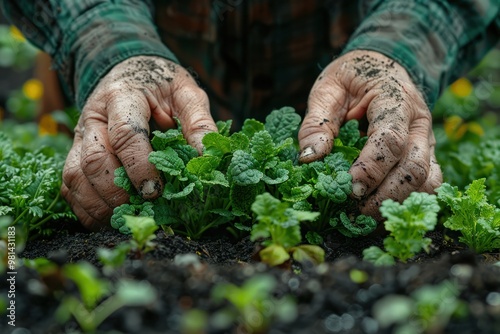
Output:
[
  {"xmin": 162, "ymin": 182, "xmax": 195, "ymax": 200},
  {"xmin": 149, "ymin": 147, "xmax": 185, "ymax": 176}
]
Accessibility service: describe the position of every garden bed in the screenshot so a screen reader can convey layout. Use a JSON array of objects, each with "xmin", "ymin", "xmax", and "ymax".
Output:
[{"xmin": 1, "ymin": 219, "xmax": 499, "ymax": 334}]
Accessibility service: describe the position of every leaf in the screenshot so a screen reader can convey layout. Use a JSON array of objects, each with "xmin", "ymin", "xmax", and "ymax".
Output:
[
  {"xmin": 362, "ymin": 246, "xmax": 395, "ymax": 266},
  {"xmin": 315, "ymin": 171, "xmax": 352, "ymax": 203},
  {"xmin": 227, "ymin": 150, "xmax": 263, "ymax": 185},
  {"xmin": 186, "ymin": 156, "xmax": 221, "ymax": 177},
  {"xmin": 114, "ymin": 167, "xmax": 133, "ymax": 193},
  {"xmin": 250, "ymin": 131, "xmax": 276, "ymax": 163},
  {"xmin": 338, "ymin": 213, "xmax": 378, "ymax": 237},
  {"xmin": 150, "ymin": 129, "xmax": 185, "ymax": 151},
  {"xmin": 264, "ymin": 107, "xmax": 301, "ymax": 144},
  {"xmin": 291, "ymin": 244, "xmax": 325, "ymax": 264},
  {"xmin": 241, "ymin": 119, "xmax": 265, "ymax": 139},
  {"xmin": 63, "ymin": 262, "xmax": 110, "ymax": 309},
  {"xmin": 115, "ymin": 279, "xmax": 157, "ymax": 305},
  {"xmin": 162, "ymin": 182, "xmax": 195, "ymax": 200},
  {"xmin": 305, "ymin": 231, "xmax": 323, "ymax": 245},
  {"xmin": 259, "ymin": 244, "xmax": 290, "ymax": 266},
  {"xmin": 202, "ymin": 132, "xmax": 232, "ymax": 157},
  {"xmin": 149, "ymin": 147, "xmax": 185, "ymax": 176},
  {"xmin": 338, "ymin": 119, "xmax": 360, "ymax": 146}
]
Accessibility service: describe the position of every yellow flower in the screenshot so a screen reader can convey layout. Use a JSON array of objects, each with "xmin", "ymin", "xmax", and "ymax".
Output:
[
  {"xmin": 9, "ymin": 25, "xmax": 25, "ymax": 42},
  {"xmin": 22, "ymin": 79, "xmax": 44, "ymax": 100},
  {"xmin": 444, "ymin": 115, "xmax": 467, "ymax": 140},
  {"xmin": 39, "ymin": 114, "xmax": 58, "ymax": 136},
  {"xmin": 467, "ymin": 121, "xmax": 484, "ymax": 137},
  {"xmin": 443, "ymin": 115, "xmax": 484, "ymax": 141},
  {"xmin": 450, "ymin": 78, "xmax": 473, "ymax": 98}
]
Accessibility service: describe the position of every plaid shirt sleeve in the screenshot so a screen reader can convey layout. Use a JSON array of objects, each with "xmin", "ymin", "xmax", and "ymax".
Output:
[
  {"xmin": 0, "ymin": 0, "xmax": 179, "ymax": 110},
  {"xmin": 343, "ymin": 0, "xmax": 500, "ymax": 108}
]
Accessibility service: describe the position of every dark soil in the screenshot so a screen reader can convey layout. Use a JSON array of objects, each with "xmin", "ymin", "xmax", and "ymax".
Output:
[{"xmin": 2, "ymin": 220, "xmax": 500, "ymax": 334}]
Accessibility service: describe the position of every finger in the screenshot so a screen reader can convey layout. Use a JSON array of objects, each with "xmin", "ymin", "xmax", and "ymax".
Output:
[
  {"xmin": 171, "ymin": 85, "xmax": 218, "ymax": 154},
  {"xmin": 107, "ymin": 92, "xmax": 163, "ymax": 199},
  {"xmin": 418, "ymin": 144, "xmax": 443, "ymax": 194},
  {"xmin": 80, "ymin": 112, "xmax": 130, "ymax": 208},
  {"xmin": 298, "ymin": 73, "xmax": 348, "ymax": 163},
  {"xmin": 61, "ymin": 183, "xmax": 111, "ymax": 231},
  {"xmin": 62, "ymin": 132, "xmax": 113, "ymax": 230},
  {"xmin": 357, "ymin": 115, "xmax": 433, "ymax": 218},
  {"xmin": 350, "ymin": 97, "xmax": 411, "ymax": 199}
]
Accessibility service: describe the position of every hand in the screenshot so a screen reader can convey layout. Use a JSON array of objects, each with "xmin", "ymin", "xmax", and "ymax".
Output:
[
  {"xmin": 299, "ymin": 50, "xmax": 442, "ymax": 220},
  {"xmin": 61, "ymin": 56, "xmax": 218, "ymax": 230}
]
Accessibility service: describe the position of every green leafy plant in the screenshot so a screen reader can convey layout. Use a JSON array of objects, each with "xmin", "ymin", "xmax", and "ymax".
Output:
[
  {"xmin": 437, "ymin": 178, "xmax": 500, "ymax": 253},
  {"xmin": 373, "ymin": 280, "xmax": 467, "ymax": 334},
  {"xmin": 211, "ymin": 274, "xmax": 297, "ymax": 334},
  {"xmin": 363, "ymin": 192, "xmax": 440, "ymax": 266},
  {"xmin": 111, "ymin": 107, "xmax": 374, "ymax": 240},
  {"xmin": 0, "ymin": 132, "xmax": 76, "ymax": 239},
  {"xmin": 56, "ymin": 261, "xmax": 156, "ymax": 332},
  {"xmin": 250, "ymin": 192, "xmax": 323, "ymax": 266}
]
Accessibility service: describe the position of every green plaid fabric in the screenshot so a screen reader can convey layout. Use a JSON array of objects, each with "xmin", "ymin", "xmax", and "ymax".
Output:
[{"xmin": 2, "ymin": 0, "xmax": 499, "ymax": 127}]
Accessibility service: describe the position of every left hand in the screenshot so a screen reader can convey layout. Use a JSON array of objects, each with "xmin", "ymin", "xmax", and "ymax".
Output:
[{"xmin": 298, "ymin": 50, "xmax": 442, "ymax": 220}]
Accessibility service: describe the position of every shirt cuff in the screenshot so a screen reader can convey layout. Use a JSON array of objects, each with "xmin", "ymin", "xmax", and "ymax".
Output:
[
  {"xmin": 51, "ymin": 3, "xmax": 179, "ymax": 110},
  {"xmin": 342, "ymin": 0, "xmax": 459, "ymax": 108}
]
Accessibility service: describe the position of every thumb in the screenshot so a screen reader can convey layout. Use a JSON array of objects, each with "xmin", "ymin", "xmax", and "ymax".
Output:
[{"xmin": 298, "ymin": 73, "xmax": 348, "ymax": 163}]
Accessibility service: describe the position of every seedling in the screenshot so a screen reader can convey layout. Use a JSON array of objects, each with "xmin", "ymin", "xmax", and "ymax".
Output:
[
  {"xmin": 363, "ymin": 192, "xmax": 440, "ymax": 265},
  {"xmin": 250, "ymin": 192, "xmax": 324, "ymax": 266},
  {"xmin": 56, "ymin": 262, "xmax": 156, "ymax": 333},
  {"xmin": 211, "ymin": 274, "xmax": 297, "ymax": 333},
  {"xmin": 437, "ymin": 178, "xmax": 500, "ymax": 253}
]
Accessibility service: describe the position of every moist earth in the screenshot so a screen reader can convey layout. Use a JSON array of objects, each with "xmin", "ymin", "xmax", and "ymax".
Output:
[{"xmin": 1, "ymin": 219, "xmax": 500, "ymax": 334}]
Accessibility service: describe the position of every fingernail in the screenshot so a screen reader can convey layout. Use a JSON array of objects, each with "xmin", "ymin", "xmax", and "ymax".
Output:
[
  {"xmin": 300, "ymin": 146, "xmax": 315, "ymax": 159},
  {"xmin": 140, "ymin": 180, "xmax": 160, "ymax": 198},
  {"xmin": 352, "ymin": 182, "xmax": 367, "ymax": 198}
]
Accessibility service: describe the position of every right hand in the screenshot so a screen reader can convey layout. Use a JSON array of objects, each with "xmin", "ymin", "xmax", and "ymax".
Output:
[{"xmin": 61, "ymin": 56, "xmax": 218, "ymax": 230}]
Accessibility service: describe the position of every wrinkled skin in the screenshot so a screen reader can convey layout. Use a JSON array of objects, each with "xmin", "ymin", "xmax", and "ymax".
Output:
[
  {"xmin": 63, "ymin": 51, "xmax": 443, "ymax": 229},
  {"xmin": 61, "ymin": 56, "xmax": 218, "ymax": 230},
  {"xmin": 299, "ymin": 50, "xmax": 443, "ymax": 220}
]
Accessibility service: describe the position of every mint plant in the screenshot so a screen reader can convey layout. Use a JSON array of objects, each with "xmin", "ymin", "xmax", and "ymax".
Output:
[
  {"xmin": 437, "ymin": 178, "xmax": 500, "ymax": 253},
  {"xmin": 111, "ymin": 107, "xmax": 373, "ymax": 240},
  {"xmin": 250, "ymin": 193, "xmax": 323, "ymax": 266},
  {"xmin": 363, "ymin": 192, "xmax": 440, "ymax": 266}
]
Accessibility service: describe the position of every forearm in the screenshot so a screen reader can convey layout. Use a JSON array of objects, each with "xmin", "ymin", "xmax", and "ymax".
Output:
[
  {"xmin": 1, "ymin": 0, "xmax": 178, "ymax": 110},
  {"xmin": 342, "ymin": 0, "xmax": 500, "ymax": 107}
]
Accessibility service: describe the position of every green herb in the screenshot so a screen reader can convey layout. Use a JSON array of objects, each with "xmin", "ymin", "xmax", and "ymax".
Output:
[
  {"xmin": 373, "ymin": 280, "xmax": 467, "ymax": 333},
  {"xmin": 0, "ymin": 132, "xmax": 76, "ymax": 239},
  {"xmin": 57, "ymin": 262, "xmax": 156, "ymax": 333},
  {"xmin": 211, "ymin": 274, "xmax": 297, "ymax": 333},
  {"xmin": 250, "ymin": 192, "xmax": 323, "ymax": 266},
  {"xmin": 363, "ymin": 192, "xmax": 440, "ymax": 265},
  {"xmin": 112, "ymin": 107, "xmax": 369, "ymax": 240},
  {"xmin": 437, "ymin": 178, "xmax": 500, "ymax": 253}
]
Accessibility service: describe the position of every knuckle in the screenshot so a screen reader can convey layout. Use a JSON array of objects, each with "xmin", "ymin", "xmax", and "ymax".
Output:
[
  {"xmin": 81, "ymin": 147, "xmax": 108, "ymax": 178},
  {"xmin": 399, "ymin": 158, "xmax": 429, "ymax": 187}
]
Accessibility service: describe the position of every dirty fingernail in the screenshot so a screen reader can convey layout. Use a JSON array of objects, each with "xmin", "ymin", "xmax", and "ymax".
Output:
[
  {"xmin": 140, "ymin": 179, "xmax": 160, "ymax": 198},
  {"xmin": 352, "ymin": 182, "xmax": 367, "ymax": 198},
  {"xmin": 300, "ymin": 146, "xmax": 315, "ymax": 159}
]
